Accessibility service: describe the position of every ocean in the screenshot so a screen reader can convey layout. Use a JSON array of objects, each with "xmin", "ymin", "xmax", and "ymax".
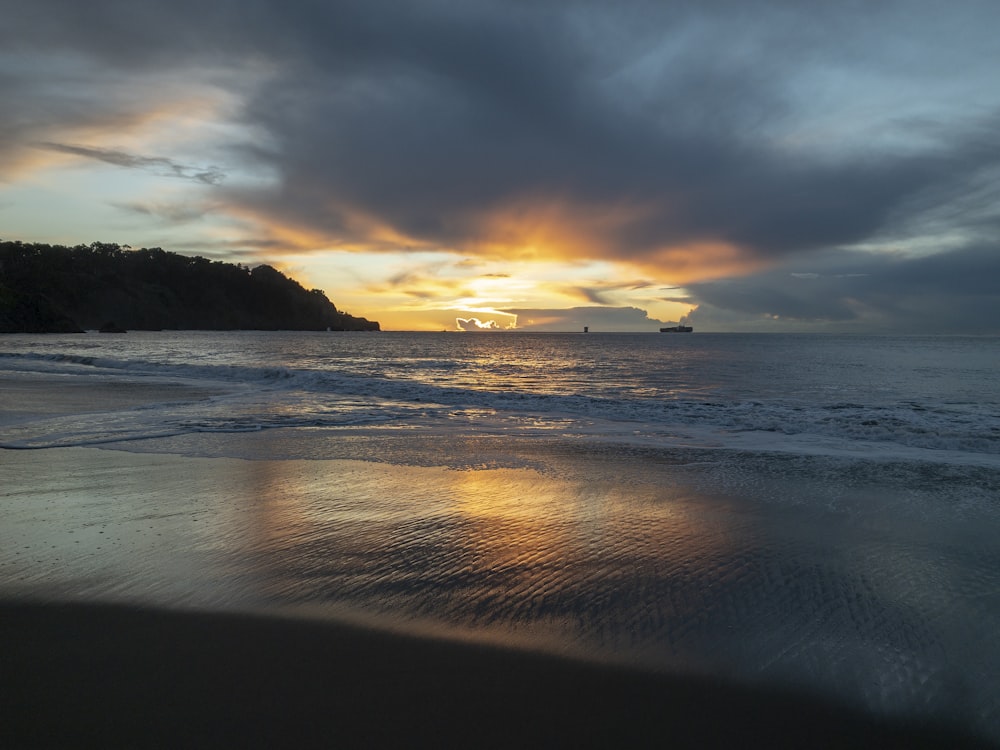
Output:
[
  {"xmin": 3, "ymin": 331, "xmax": 998, "ymax": 458},
  {"xmin": 2, "ymin": 331, "xmax": 999, "ymax": 738}
]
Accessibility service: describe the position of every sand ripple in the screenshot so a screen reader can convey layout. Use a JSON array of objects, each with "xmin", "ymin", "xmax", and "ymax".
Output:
[{"xmin": 2, "ymin": 445, "xmax": 998, "ymax": 740}]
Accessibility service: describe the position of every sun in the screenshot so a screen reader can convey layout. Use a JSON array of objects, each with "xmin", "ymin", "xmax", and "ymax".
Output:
[{"xmin": 456, "ymin": 274, "xmax": 535, "ymax": 308}]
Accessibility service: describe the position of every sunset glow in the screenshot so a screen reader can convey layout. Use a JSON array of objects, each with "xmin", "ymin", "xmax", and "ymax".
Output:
[{"xmin": 2, "ymin": 2, "xmax": 999, "ymax": 332}]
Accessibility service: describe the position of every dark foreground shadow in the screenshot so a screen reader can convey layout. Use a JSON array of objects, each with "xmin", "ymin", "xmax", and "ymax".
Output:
[{"xmin": 1, "ymin": 601, "xmax": 993, "ymax": 749}]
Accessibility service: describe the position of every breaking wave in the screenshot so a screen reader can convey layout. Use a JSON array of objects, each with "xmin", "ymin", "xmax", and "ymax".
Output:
[{"xmin": 2, "ymin": 339, "xmax": 998, "ymax": 466}]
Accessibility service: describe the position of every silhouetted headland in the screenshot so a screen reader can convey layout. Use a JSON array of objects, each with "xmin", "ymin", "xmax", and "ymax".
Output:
[{"xmin": 0, "ymin": 240, "xmax": 379, "ymax": 332}]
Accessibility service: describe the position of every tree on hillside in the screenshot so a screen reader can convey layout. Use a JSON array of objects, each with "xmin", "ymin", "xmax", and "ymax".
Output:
[{"xmin": 0, "ymin": 240, "xmax": 380, "ymax": 333}]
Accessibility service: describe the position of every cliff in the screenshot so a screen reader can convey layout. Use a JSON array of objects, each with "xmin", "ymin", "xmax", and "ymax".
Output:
[{"xmin": 0, "ymin": 241, "xmax": 379, "ymax": 333}]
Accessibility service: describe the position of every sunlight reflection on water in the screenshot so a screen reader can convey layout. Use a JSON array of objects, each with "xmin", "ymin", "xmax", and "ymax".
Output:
[{"xmin": 2, "ymin": 442, "xmax": 999, "ymax": 739}]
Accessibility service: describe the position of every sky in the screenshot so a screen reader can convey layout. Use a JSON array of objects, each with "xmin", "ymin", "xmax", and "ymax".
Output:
[{"xmin": 2, "ymin": 0, "xmax": 1000, "ymax": 332}]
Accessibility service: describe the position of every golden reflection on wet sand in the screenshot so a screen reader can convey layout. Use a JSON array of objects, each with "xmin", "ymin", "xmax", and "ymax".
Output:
[
  {"xmin": 0, "ymin": 445, "xmax": 729, "ymax": 643},
  {"xmin": 5, "ymin": 442, "xmax": 1000, "ymax": 739},
  {"xmin": 209, "ymin": 448, "xmax": 739, "ymax": 656}
]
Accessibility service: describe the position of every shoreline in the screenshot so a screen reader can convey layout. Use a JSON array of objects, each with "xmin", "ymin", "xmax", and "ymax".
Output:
[
  {"xmin": 2, "ymin": 599, "xmax": 990, "ymax": 749},
  {"xmin": 2, "ymin": 354, "xmax": 999, "ymax": 750}
]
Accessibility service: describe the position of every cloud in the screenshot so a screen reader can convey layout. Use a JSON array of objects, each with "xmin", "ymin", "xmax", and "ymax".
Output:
[
  {"xmin": 3, "ymin": 0, "xmax": 1000, "ymax": 332},
  {"xmin": 0, "ymin": 45, "xmax": 242, "ymax": 180},
  {"xmin": 9, "ymin": 2, "xmax": 993, "ymax": 261},
  {"xmin": 37, "ymin": 142, "xmax": 226, "ymax": 184},
  {"xmin": 111, "ymin": 201, "xmax": 210, "ymax": 224},
  {"xmin": 208, "ymin": 1, "xmax": 1000, "ymax": 275},
  {"xmin": 456, "ymin": 316, "xmax": 508, "ymax": 331},
  {"xmin": 685, "ymin": 243, "xmax": 1000, "ymax": 333},
  {"xmin": 366, "ymin": 267, "xmax": 466, "ymax": 300},
  {"xmin": 507, "ymin": 306, "xmax": 673, "ymax": 332},
  {"xmin": 575, "ymin": 287, "xmax": 612, "ymax": 305}
]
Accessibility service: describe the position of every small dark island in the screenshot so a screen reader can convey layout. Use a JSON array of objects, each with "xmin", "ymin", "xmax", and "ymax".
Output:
[{"xmin": 0, "ymin": 240, "xmax": 379, "ymax": 333}]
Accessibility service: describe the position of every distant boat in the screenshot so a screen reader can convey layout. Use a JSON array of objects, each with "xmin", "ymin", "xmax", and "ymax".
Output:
[{"xmin": 660, "ymin": 325, "xmax": 693, "ymax": 333}]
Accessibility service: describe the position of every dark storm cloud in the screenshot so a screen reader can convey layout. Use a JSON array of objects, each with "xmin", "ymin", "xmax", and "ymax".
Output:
[
  {"xmin": 3, "ymin": 1, "xmax": 1000, "ymax": 290},
  {"xmin": 208, "ymin": 1, "xmax": 1000, "ymax": 264},
  {"xmin": 686, "ymin": 243, "xmax": 1000, "ymax": 333}
]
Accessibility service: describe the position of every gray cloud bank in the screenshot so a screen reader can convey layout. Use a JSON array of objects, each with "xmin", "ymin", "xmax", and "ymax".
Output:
[
  {"xmin": 687, "ymin": 243, "xmax": 1000, "ymax": 333},
  {"xmin": 508, "ymin": 306, "xmax": 673, "ymax": 333},
  {"xmin": 3, "ymin": 0, "xmax": 1000, "ymax": 331}
]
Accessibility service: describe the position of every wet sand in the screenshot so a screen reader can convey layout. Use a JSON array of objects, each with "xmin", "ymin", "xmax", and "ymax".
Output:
[
  {"xmin": 1, "ymin": 599, "xmax": 988, "ymax": 749},
  {"xmin": 1, "ymin": 373, "xmax": 998, "ymax": 748},
  {"xmin": 0, "ymin": 444, "xmax": 995, "ymax": 748}
]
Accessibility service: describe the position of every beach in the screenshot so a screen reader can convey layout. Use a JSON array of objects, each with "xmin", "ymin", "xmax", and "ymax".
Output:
[
  {"xmin": 2, "ymin": 331, "xmax": 999, "ymax": 746},
  {"xmin": 3, "ymin": 597, "xmax": 989, "ymax": 749},
  {"xmin": 2, "ymin": 441, "xmax": 997, "ymax": 748}
]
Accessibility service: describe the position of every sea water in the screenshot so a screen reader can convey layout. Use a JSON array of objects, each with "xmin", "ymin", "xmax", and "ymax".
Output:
[
  {"xmin": 1, "ymin": 331, "xmax": 999, "ymax": 737},
  {"xmin": 2, "ymin": 331, "xmax": 997, "ymax": 460}
]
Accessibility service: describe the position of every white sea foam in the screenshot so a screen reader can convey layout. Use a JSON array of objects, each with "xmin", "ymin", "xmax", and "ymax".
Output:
[{"xmin": 2, "ymin": 336, "xmax": 999, "ymax": 468}]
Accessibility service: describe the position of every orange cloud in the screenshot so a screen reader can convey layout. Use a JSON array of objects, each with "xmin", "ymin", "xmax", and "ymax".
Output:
[
  {"xmin": 3, "ymin": 89, "xmax": 236, "ymax": 180},
  {"xmin": 227, "ymin": 189, "xmax": 770, "ymax": 294},
  {"xmin": 461, "ymin": 195, "xmax": 655, "ymax": 261},
  {"xmin": 629, "ymin": 240, "xmax": 769, "ymax": 284},
  {"xmin": 454, "ymin": 197, "xmax": 768, "ymax": 285}
]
